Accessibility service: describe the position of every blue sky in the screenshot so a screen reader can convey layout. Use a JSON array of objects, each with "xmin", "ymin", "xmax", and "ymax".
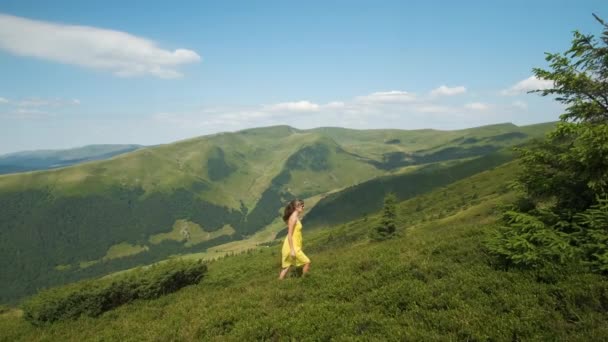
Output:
[{"xmin": 0, "ymin": 1, "xmax": 606, "ymax": 154}]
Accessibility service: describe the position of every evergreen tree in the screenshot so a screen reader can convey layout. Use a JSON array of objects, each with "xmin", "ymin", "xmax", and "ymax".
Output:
[
  {"xmin": 488, "ymin": 14, "xmax": 608, "ymax": 272},
  {"xmin": 373, "ymin": 193, "xmax": 397, "ymax": 240}
]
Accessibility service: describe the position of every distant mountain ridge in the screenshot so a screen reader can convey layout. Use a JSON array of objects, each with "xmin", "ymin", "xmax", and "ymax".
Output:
[
  {"xmin": 0, "ymin": 122, "xmax": 554, "ymax": 303},
  {"xmin": 0, "ymin": 144, "xmax": 144, "ymax": 175}
]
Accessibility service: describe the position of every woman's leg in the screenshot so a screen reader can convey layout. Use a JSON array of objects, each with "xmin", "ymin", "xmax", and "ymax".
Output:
[
  {"xmin": 302, "ymin": 262, "xmax": 311, "ymax": 274},
  {"xmin": 296, "ymin": 250, "xmax": 311, "ymax": 275},
  {"xmin": 279, "ymin": 267, "xmax": 290, "ymax": 280}
]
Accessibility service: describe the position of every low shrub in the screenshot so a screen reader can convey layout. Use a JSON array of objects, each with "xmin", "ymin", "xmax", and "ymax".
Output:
[{"xmin": 22, "ymin": 259, "xmax": 207, "ymax": 325}]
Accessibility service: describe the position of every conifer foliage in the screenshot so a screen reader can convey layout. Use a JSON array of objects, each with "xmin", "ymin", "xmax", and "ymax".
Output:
[
  {"xmin": 372, "ymin": 193, "xmax": 398, "ymax": 240},
  {"xmin": 488, "ymin": 15, "xmax": 608, "ymax": 273}
]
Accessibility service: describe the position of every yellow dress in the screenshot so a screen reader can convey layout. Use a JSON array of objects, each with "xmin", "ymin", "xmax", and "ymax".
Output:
[{"xmin": 281, "ymin": 219, "xmax": 310, "ymax": 268}]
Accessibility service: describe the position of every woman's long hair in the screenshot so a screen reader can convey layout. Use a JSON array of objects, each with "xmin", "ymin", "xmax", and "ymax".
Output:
[{"xmin": 283, "ymin": 199, "xmax": 304, "ymax": 223}]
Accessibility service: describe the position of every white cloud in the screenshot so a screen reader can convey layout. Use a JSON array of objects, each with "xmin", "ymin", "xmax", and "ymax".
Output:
[
  {"xmin": 154, "ymin": 105, "xmax": 291, "ymax": 129},
  {"xmin": 0, "ymin": 13, "xmax": 201, "ymax": 78},
  {"xmin": 356, "ymin": 90, "xmax": 416, "ymax": 104},
  {"xmin": 151, "ymin": 86, "xmax": 549, "ymax": 135},
  {"xmin": 501, "ymin": 76, "xmax": 554, "ymax": 96},
  {"xmin": 323, "ymin": 101, "xmax": 345, "ymax": 109},
  {"xmin": 430, "ymin": 85, "xmax": 466, "ymax": 96},
  {"xmin": 465, "ymin": 102, "xmax": 489, "ymax": 110},
  {"xmin": 265, "ymin": 100, "xmax": 320, "ymax": 112},
  {"xmin": 153, "ymin": 90, "xmax": 499, "ymax": 133}
]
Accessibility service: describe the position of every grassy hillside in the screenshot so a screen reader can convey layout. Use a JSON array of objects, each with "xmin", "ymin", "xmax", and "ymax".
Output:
[
  {"xmin": 302, "ymin": 149, "xmax": 514, "ymax": 230},
  {"xmin": 310, "ymin": 122, "xmax": 554, "ymax": 168},
  {"xmin": 1, "ymin": 160, "xmax": 606, "ymax": 341},
  {"xmin": 0, "ymin": 123, "xmax": 553, "ymax": 304},
  {"xmin": 0, "ymin": 144, "xmax": 144, "ymax": 175}
]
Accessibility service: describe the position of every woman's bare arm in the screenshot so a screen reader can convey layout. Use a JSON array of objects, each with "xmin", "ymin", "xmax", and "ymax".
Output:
[{"xmin": 287, "ymin": 213, "xmax": 297, "ymax": 255}]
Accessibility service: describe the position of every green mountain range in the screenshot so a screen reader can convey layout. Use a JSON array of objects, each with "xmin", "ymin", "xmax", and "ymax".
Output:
[
  {"xmin": 2, "ymin": 154, "xmax": 606, "ymax": 341},
  {"xmin": 0, "ymin": 122, "xmax": 553, "ymax": 303}
]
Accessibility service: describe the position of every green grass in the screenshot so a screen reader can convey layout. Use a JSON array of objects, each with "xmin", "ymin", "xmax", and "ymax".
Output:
[
  {"xmin": 103, "ymin": 243, "xmax": 149, "ymax": 260},
  {"xmin": 1, "ymin": 160, "xmax": 606, "ymax": 341},
  {"xmin": 148, "ymin": 219, "xmax": 235, "ymax": 247},
  {"xmin": 79, "ymin": 260, "xmax": 100, "ymax": 269},
  {"xmin": 310, "ymin": 122, "xmax": 550, "ymax": 158},
  {"xmin": 66, "ymin": 242, "xmax": 154, "ymax": 270},
  {"xmin": 53, "ymin": 265, "xmax": 72, "ymax": 272}
]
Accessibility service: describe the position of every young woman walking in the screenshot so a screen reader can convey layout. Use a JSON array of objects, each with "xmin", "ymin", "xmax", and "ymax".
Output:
[{"xmin": 279, "ymin": 199, "xmax": 311, "ymax": 279}]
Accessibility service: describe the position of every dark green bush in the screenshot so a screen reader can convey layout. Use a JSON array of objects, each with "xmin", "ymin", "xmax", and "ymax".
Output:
[
  {"xmin": 486, "ymin": 211, "xmax": 576, "ymax": 269},
  {"xmin": 22, "ymin": 260, "xmax": 207, "ymax": 325},
  {"xmin": 574, "ymin": 198, "xmax": 608, "ymax": 273}
]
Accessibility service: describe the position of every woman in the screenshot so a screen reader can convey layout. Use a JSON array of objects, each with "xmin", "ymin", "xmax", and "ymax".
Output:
[{"xmin": 279, "ymin": 199, "xmax": 311, "ymax": 279}]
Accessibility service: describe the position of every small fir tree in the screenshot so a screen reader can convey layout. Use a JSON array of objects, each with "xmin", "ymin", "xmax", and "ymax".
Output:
[{"xmin": 373, "ymin": 193, "xmax": 397, "ymax": 240}]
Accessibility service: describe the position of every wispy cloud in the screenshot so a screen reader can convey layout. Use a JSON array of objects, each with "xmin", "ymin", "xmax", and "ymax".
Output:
[
  {"xmin": 264, "ymin": 100, "xmax": 321, "ymax": 112},
  {"xmin": 323, "ymin": 101, "xmax": 345, "ymax": 109},
  {"xmin": 0, "ymin": 13, "xmax": 201, "ymax": 78},
  {"xmin": 430, "ymin": 85, "xmax": 466, "ymax": 96},
  {"xmin": 0, "ymin": 97, "xmax": 80, "ymax": 120},
  {"xmin": 262, "ymin": 100, "xmax": 349, "ymax": 113},
  {"xmin": 0, "ymin": 108, "xmax": 54, "ymax": 119},
  {"xmin": 501, "ymin": 76, "xmax": 554, "ymax": 96},
  {"xmin": 153, "ymin": 88, "xmax": 505, "ymax": 134},
  {"xmin": 0, "ymin": 97, "xmax": 8, "ymax": 104},
  {"xmin": 355, "ymin": 90, "xmax": 416, "ymax": 104},
  {"xmin": 465, "ymin": 102, "xmax": 489, "ymax": 110},
  {"xmin": 18, "ymin": 98, "xmax": 80, "ymax": 107}
]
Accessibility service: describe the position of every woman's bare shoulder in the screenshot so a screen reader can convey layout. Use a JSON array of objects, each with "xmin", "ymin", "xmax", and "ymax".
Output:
[{"xmin": 288, "ymin": 212, "xmax": 298, "ymax": 224}]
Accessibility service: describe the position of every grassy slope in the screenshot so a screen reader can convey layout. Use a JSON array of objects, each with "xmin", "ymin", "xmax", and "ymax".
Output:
[
  {"xmin": 302, "ymin": 149, "xmax": 514, "ymax": 230},
  {"xmin": 2, "ymin": 160, "xmax": 607, "ymax": 341},
  {"xmin": 309, "ymin": 122, "xmax": 553, "ymax": 158}
]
